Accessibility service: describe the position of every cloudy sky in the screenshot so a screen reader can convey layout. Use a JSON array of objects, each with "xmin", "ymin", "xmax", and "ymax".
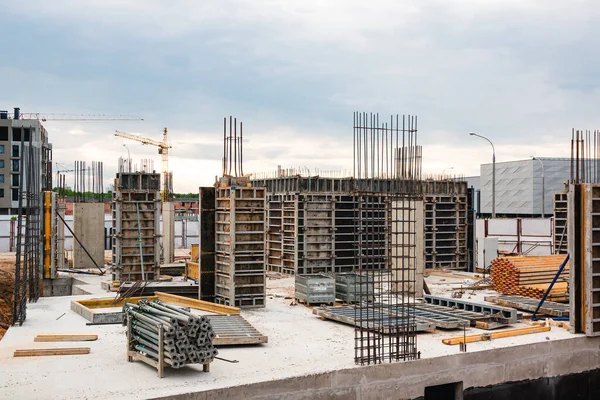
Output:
[{"xmin": 1, "ymin": 1, "xmax": 598, "ymax": 192}]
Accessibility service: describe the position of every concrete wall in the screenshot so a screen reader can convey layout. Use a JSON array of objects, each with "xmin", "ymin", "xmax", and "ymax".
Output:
[
  {"xmin": 73, "ymin": 203, "xmax": 105, "ymax": 269},
  {"xmin": 154, "ymin": 336, "xmax": 599, "ymax": 400}
]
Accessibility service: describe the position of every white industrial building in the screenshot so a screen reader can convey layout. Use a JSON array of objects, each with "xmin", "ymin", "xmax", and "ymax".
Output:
[{"xmin": 479, "ymin": 158, "xmax": 570, "ymax": 217}]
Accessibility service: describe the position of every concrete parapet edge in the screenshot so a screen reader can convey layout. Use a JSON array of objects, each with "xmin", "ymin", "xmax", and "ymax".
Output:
[{"xmin": 151, "ymin": 336, "xmax": 599, "ymax": 400}]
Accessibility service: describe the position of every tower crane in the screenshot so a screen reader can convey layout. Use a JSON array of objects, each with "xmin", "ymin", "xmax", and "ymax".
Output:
[{"xmin": 114, "ymin": 128, "xmax": 171, "ymax": 201}]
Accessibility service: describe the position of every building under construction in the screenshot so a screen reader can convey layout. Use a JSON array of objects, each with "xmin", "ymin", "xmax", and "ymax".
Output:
[
  {"xmin": 199, "ymin": 117, "xmax": 266, "ymax": 309},
  {"xmin": 250, "ymin": 174, "xmax": 475, "ymax": 275}
]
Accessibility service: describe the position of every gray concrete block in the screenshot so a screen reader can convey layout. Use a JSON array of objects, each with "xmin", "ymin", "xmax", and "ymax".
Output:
[
  {"xmin": 42, "ymin": 277, "xmax": 73, "ymax": 297},
  {"xmin": 73, "ymin": 203, "xmax": 105, "ymax": 269}
]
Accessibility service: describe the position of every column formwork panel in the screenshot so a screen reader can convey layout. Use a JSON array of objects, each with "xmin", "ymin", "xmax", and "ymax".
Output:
[
  {"xmin": 111, "ymin": 173, "xmax": 161, "ymax": 282},
  {"xmin": 215, "ymin": 186, "xmax": 266, "ymax": 308}
]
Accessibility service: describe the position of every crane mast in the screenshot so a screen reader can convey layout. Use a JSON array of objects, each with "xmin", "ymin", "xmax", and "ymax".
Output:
[{"xmin": 114, "ymin": 128, "xmax": 172, "ymax": 201}]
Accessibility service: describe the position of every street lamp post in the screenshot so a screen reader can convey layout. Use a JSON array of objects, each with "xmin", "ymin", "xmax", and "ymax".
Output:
[
  {"xmin": 469, "ymin": 132, "xmax": 496, "ymax": 218},
  {"xmin": 123, "ymin": 144, "xmax": 131, "ymax": 172},
  {"xmin": 442, "ymin": 167, "xmax": 454, "ymax": 176},
  {"xmin": 532, "ymin": 157, "xmax": 545, "ymax": 217}
]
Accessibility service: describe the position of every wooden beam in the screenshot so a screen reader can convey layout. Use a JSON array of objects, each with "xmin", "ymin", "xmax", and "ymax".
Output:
[
  {"xmin": 155, "ymin": 292, "xmax": 239, "ymax": 315},
  {"xmin": 14, "ymin": 348, "xmax": 91, "ymax": 357},
  {"xmin": 34, "ymin": 334, "xmax": 98, "ymax": 342},
  {"xmin": 75, "ymin": 296, "xmax": 157, "ymax": 309},
  {"xmin": 442, "ymin": 326, "xmax": 551, "ymax": 345}
]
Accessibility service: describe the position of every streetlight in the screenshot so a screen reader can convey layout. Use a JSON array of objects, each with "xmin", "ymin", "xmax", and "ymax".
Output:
[
  {"xmin": 123, "ymin": 144, "xmax": 131, "ymax": 172},
  {"xmin": 442, "ymin": 167, "xmax": 454, "ymax": 176},
  {"xmin": 469, "ymin": 132, "xmax": 496, "ymax": 218},
  {"xmin": 532, "ymin": 157, "xmax": 545, "ymax": 217}
]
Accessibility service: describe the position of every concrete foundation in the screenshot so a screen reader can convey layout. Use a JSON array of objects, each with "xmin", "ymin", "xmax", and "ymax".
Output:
[
  {"xmin": 163, "ymin": 202, "xmax": 175, "ymax": 264},
  {"xmin": 0, "ymin": 271, "xmax": 585, "ymax": 400},
  {"xmin": 73, "ymin": 203, "xmax": 105, "ymax": 269},
  {"xmin": 42, "ymin": 276, "xmax": 73, "ymax": 296},
  {"xmin": 153, "ymin": 336, "xmax": 600, "ymax": 400}
]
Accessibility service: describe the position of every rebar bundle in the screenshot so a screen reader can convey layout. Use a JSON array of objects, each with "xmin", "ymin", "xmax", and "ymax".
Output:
[
  {"xmin": 222, "ymin": 116, "xmax": 244, "ymax": 177},
  {"xmin": 13, "ymin": 142, "xmax": 42, "ymax": 325},
  {"xmin": 124, "ymin": 299, "xmax": 218, "ymax": 369},
  {"xmin": 73, "ymin": 160, "xmax": 104, "ymax": 202}
]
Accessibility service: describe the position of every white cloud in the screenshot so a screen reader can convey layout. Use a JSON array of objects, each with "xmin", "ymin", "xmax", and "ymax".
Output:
[{"xmin": 2, "ymin": 0, "xmax": 599, "ymax": 193}]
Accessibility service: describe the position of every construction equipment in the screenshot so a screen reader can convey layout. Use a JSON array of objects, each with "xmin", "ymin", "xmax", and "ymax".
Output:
[{"xmin": 115, "ymin": 129, "xmax": 172, "ymax": 201}]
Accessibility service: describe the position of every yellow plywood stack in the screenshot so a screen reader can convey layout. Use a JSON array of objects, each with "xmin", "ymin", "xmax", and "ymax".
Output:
[{"xmin": 490, "ymin": 255, "xmax": 569, "ymax": 302}]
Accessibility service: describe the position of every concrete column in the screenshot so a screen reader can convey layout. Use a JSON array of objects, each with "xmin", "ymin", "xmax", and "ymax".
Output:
[
  {"xmin": 73, "ymin": 203, "xmax": 105, "ymax": 269},
  {"xmin": 162, "ymin": 202, "xmax": 175, "ymax": 264}
]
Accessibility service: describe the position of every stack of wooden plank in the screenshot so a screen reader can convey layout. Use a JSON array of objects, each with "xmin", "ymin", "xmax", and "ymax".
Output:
[{"xmin": 490, "ymin": 255, "xmax": 569, "ymax": 302}]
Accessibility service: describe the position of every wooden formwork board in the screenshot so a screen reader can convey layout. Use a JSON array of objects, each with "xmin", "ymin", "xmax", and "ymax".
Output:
[
  {"xmin": 14, "ymin": 348, "xmax": 91, "ymax": 357},
  {"xmin": 71, "ymin": 292, "xmax": 240, "ymax": 323}
]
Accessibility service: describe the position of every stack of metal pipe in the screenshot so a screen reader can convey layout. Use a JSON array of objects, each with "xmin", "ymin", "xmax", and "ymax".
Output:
[{"xmin": 124, "ymin": 299, "xmax": 218, "ymax": 368}]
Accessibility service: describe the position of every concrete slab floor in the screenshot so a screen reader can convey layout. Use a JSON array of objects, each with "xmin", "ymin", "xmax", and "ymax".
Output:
[{"xmin": 0, "ymin": 273, "xmax": 578, "ymax": 400}]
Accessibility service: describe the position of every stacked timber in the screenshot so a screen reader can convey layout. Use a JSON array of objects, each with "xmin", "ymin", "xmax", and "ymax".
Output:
[{"xmin": 490, "ymin": 255, "xmax": 569, "ymax": 302}]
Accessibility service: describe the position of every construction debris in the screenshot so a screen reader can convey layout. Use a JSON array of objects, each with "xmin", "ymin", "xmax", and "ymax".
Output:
[{"xmin": 124, "ymin": 298, "xmax": 218, "ymax": 374}]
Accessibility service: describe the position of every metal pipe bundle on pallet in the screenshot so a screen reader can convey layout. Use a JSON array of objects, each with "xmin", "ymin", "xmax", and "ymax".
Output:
[{"xmin": 124, "ymin": 299, "xmax": 217, "ymax": 377}]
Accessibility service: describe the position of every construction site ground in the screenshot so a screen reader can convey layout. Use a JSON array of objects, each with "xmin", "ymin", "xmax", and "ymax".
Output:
[{"xmin": 0, "ymin": 270, "xmax": 578, "ymax": 400}]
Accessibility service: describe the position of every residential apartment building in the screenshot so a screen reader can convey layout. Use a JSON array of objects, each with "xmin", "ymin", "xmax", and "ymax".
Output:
[{"xmin": 0, "ymin": 108, "xmax": 52, "ymax": 214}]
